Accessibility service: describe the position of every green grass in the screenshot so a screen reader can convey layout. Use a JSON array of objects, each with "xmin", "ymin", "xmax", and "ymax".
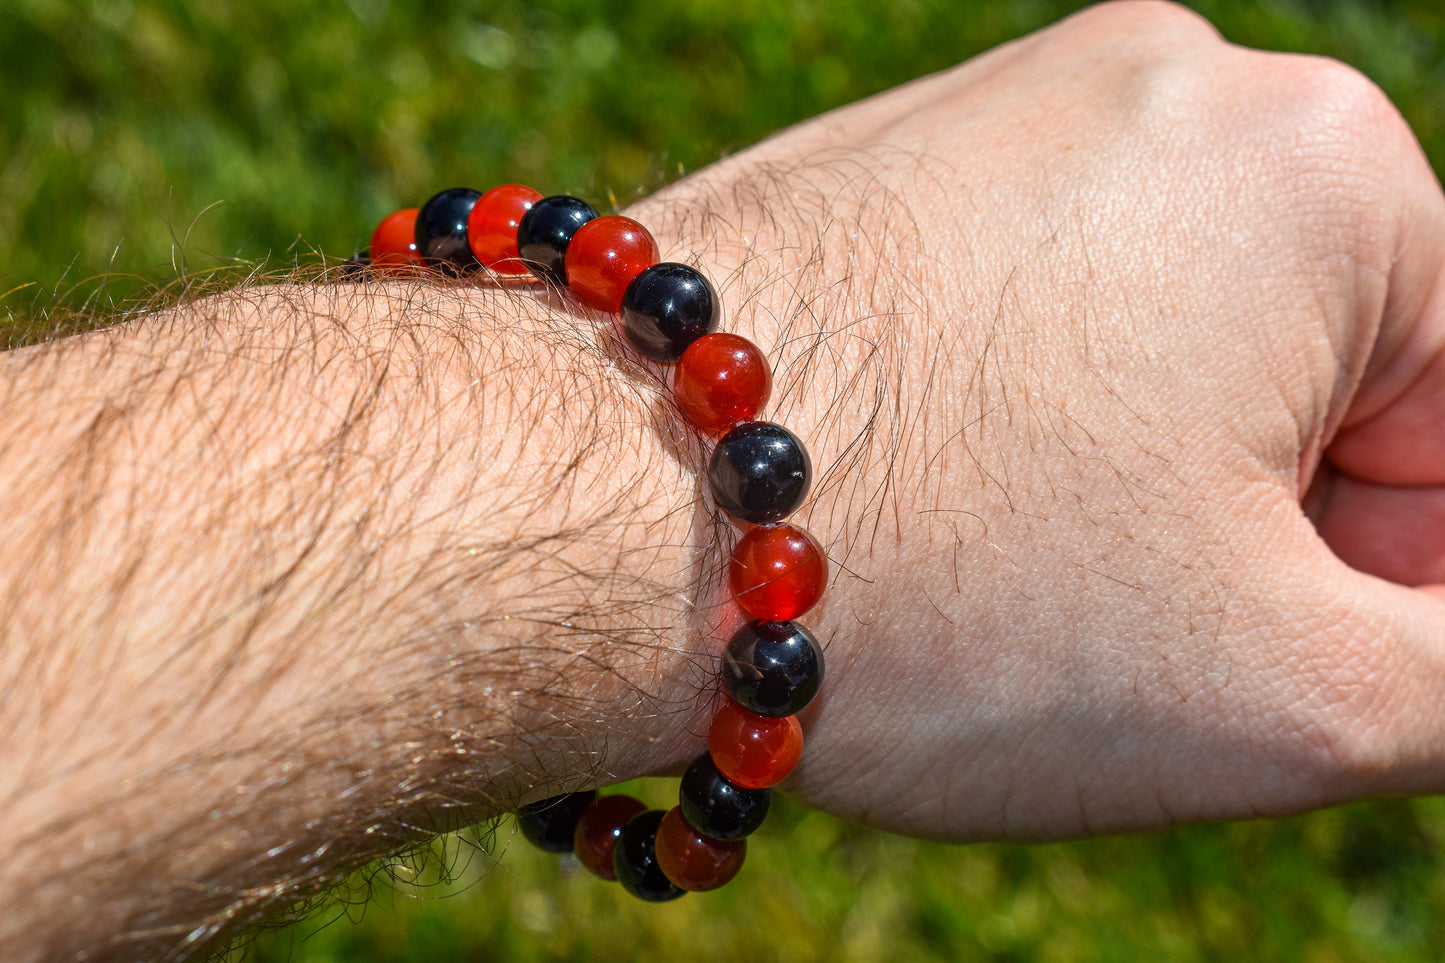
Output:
[
  {"xmin": 5, "ymin": 0, "xmax": 1445, "ymax": 317},
  {"xmin": 6, "ymin": 0, "xmax": 1445, "ymax": 959},
  {"xmin": 241, "ymin": 793, "xmax": 1445, "ymax": 962}
]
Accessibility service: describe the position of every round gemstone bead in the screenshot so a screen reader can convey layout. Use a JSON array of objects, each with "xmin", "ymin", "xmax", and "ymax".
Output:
[
  {"xmin": 679, "ymin": 753, "xmax": 771, "ymax": 841},
  {"xmin": 654, "ymin": 806, "xmax": 746, "ymax": 892},
  {"xmin": 619, "ymin": 262, "xmax": 718, "ymax": 362},
  {"xmin": 516, "ymin": 790, "xmax": 597, "ymax": 853},
  {"xmin": 517, "ymin": 195, "xmax": 599, "ymax": 286},
  {"xmin": 709, "ymin": 698, "xmax": 803, "ymax": 790},
  {"xmin": 565, "ymin": 215, "xmax": 659, "ymax": 313},
  {"xmin": 708, "ymin": 421, "xmax": 812, "ymax": 524},
  {"xmin": 415, "ymin": 188, "xmax": 482, "ymax": 273},
  {"xmin": 673, "ymin": 333, "xmax": 772, "ymax": 433},
  {"xmin": 467, "ymin": 184, "xmax": 542, "ymax": 275},
  {"xmin": 722, "ymin": 621, "xmax": 824, "ymax": 718},
  {"xmin": 612, "ymin": 809, "xmax": 686, "ymax": 902},
  {"xmin": 573, "ymin": 793, "xmax": 647, "ymax": 880},
  {"xmin": 369, "ymin": 207, "xmax": 424, "ymax": 271},
  {"xmin": 337, "ymin": 250, "xmax": 370, "ymax": 279},
  {"xmin": 729, "ymin": 523, "xmax": 827, "ymax": 620}
]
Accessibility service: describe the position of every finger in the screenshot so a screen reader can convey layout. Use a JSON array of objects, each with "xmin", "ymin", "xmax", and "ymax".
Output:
[
  {"xmin": 1313, "ymin": 210, "xmax": 1445, "ymax": 582},
  {"xmin": 1312, "ymin": 467, "xmax": 1445, "ymax": 584},
  {"xmin": 1323, "ymin": 103, "xmax": 1445, "ymax": 486},
  {"xmin": 1200, "ymin": 509, "xmax": 1445, "ymax": 809},
  {"xmin": 1329, "ymin": 293, "xmax": 1445, "ymax": 486},
  {"xmin": 1307, "ymin": 563, "xmax": 1445, "ymax": 800}
]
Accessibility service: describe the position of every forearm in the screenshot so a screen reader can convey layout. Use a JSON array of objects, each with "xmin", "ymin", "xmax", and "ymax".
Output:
[{"xmin": 0, "ymin": 281, "xmax": 714, "ymax": 961}]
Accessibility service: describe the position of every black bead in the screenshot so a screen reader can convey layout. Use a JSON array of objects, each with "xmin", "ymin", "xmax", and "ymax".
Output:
[
  {"xmin": 722, "ymin": 620, "xmax": 824, "ymax": 717},
  {"xmin": 415, "ymin": 187, "xmax": 482, "ymax": 273},
  {"xmin": 707, "ymin": 421, "xmax": 812, "ymax": 524},
  {"xmin": 612, "ymin": 809, "xmax": 686, "ymax": 902},
  {"xmin": 336, "ymin": 249, "xmax": 370, "ymax": 280},
  {"xmin": 619, "ymin": 263, "xmax": 719, "ymax": 362},
  {"xmin": 516, "ymin": 790, "xmax": 597, "ymax": 853},
  {"xmin": 679, "ymin": 754, "xmax": 771, "ymax": 841},
  {"xmin": 517, "ymin": 195, "xmax": 598, "ymax": 286}
]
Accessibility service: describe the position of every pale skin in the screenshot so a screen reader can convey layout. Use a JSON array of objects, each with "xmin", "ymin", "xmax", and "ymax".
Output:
[{"xmin": 3, "ymin": 2, "xmax": 1444, "ymax": 959}]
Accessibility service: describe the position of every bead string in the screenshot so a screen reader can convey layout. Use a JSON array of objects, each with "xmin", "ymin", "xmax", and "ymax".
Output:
[{"xmin": 357, "ymin": 186, "xmax": 828, "ymax": 901}]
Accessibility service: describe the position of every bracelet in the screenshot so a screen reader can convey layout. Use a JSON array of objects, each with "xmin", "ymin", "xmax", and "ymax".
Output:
[{"xmin": 356, "ymin": 186, "xmax": 827, "ymax": 902}]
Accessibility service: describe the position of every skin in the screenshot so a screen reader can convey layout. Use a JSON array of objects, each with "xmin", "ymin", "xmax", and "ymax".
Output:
[
  {"xmin": 3, "ymin": 1, "xmax": 1444, "ymax": 958},
  {"xmin": 634, "ymin": 0, "xmax": 1445, "ymax": 839}
]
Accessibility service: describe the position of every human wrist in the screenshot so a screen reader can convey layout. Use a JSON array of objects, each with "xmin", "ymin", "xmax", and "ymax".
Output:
[{"xmin": 389, "ymin": 181, "xmax": 843, "ymax": 895}]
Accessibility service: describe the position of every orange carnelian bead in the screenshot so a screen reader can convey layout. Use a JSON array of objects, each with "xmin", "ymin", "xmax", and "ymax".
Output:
[
  {"xmin": 729, "ymin": 523, "xmax": 827, "ymax": 621},
  {"xmin": 673, "ymin": 333, "xmax": 771, "ymax": 434},
  {"xmin": 467, "ymin": 184, "xmax": 543, "ymax": 274},
  {"xmin": 565, "ymin": 215, "xmax": 659, "ymax": 313},
  {"xmin": 654, "ymin": 806, "xmax": 746, "ymax": 891},
  {"xmin": 708, "ymin": 698, "xmax": 803, "ymax": 790},
  {"xmin": 370, "ymin": 207, "xmax": 424, "ymax": 270},
  {"xmin": 573, "ymin": 793, "xmax": 648, "ymax": 880}
]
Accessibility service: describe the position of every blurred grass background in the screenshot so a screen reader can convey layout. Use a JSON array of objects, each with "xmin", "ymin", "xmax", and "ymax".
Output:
[{"xmin": 4, "ymin": 0, "xmax": 1445, "ymax": 959}]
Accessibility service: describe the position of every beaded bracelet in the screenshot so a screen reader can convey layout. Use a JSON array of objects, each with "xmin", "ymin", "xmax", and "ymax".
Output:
[{"xmin": 356, "ymin": 185, "xmax": 827, "ymax": 901}]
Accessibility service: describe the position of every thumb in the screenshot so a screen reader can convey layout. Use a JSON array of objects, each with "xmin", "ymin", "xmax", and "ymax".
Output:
[{"xmin": 1291, "ymin": 548, "xmax": 1445, "ymax": 801}]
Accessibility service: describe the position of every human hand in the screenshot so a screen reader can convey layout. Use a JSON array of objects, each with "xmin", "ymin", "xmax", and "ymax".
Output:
[{"xmin": 628, "ymin": 0, "xmax": 1445, "ymax": 840}]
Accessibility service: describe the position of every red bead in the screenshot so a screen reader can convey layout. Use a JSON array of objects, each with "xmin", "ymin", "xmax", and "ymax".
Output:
[
  {"xmin": 573, "ymin": 794, "xmax": 648, "ymax": 880},
  {"xmin": 467, "ymin": 184, "xmax": 543, "ymax": 274},
  {"xmin": 654, "ymin": 806, "xmax": 746, "ymax": 891},
  {"xmin": 565, "ymin": 215, "xmax": 659, "ymax": 313},
  {"xmin": 729, "ymin": 523, "xmax": 827, "ymax": 620},
  {"xmin": 708, "ymin": 698, "xmax": 803, "ymax": 790},
  {"xmin": 673, "ymin": 333, "xmax": 771, "ymax": 433},
  {"xmin": 369, "ymin": 208, "xmax": 424, "ymax": 271}
]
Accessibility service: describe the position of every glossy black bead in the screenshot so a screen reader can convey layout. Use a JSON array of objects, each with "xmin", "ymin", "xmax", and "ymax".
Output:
[
  {"xmin": 517, "ymin": 194, "xmax": 598, "ymax": 285},
  {"xmin": 707, "ymin": 421, "xmax": 812, "ymax": 524},
  {"xmin": 722, "ymin": 620, "xmax": 824, "ymax": 717},
  {"xmin": 337, "ymin": 249, "xmax": 370, "ymax": 280},
  {"xmin": 516, "ymin": 790, "xmax": 597, "ymax": 853},
  {"xmin": 679, "ymin": 753, "xmax": 771, "ymax": 841},
  {"xmin": 612, "ymin": 809, "xmax": 686, "ymax": 902},
  {"xmin": 619, "ymin": 263, "xmax": 719, "ymax": 362},
  {"xmin": 415, "ymin": 187, "xmax": 482, "ymax": 273}
]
